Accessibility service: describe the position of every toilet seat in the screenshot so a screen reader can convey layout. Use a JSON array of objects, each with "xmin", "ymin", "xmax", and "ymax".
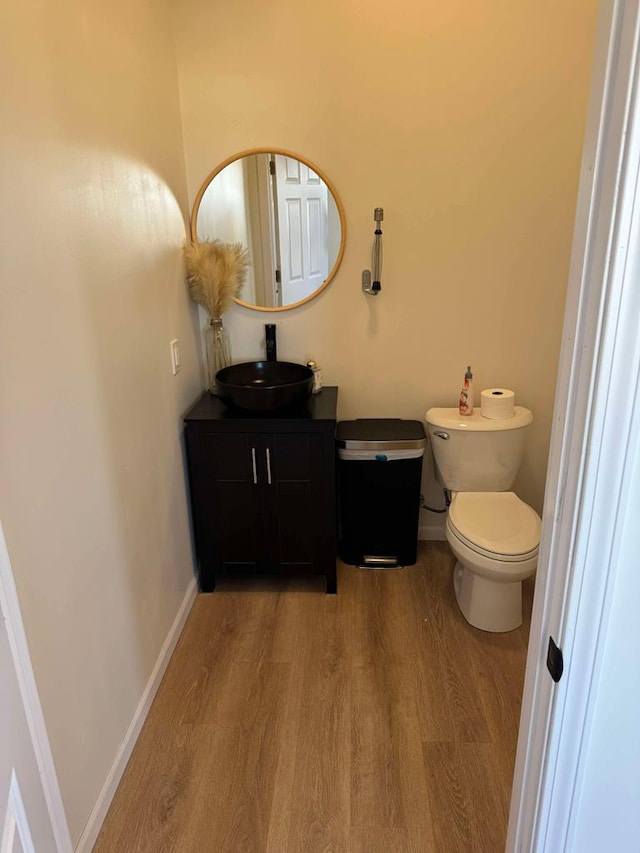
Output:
[{"xmin": 448, "ymin": 492, "xmax": 541, "ymax": 561}]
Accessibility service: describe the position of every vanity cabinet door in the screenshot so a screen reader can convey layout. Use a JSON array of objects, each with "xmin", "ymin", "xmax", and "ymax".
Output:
[
  {"xmin": 187, "ymin": 431, "xmax": 269, "ymax": 590},
  {"xmin": 264, "ymin": 432, "xmax": 327, "ymax": 577}
]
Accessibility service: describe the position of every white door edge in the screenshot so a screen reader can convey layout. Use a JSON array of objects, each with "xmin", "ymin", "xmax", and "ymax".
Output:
[
  {"xmin": 0, "ymin": 524, "xmax": 73, "ymax": 853},
  {"xmin": 2, "ymin": 770, "xmax": 36, "ymax": 853},
  {"xmin": 507, "ymin": 0, "xmax": 640, "ymax": 849}
]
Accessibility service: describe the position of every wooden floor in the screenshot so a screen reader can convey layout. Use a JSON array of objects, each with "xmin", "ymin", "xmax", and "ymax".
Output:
[{"xmin": 94, "ymin": 542, "xmax": 533, "ymax": 852}]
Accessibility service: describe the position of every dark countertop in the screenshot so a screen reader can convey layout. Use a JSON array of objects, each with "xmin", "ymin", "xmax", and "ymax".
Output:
[{"xmin": 184, "ymin": 386, "xmax": 338, "ymax": 426}]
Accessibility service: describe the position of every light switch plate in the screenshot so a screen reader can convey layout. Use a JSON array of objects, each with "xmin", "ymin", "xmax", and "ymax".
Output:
[{"xmin": 170, "ymin": 339, "xmax": 181, "ymax": 375}]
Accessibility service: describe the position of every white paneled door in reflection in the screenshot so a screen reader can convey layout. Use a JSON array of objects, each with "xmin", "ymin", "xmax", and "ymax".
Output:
[{"xmin": 274, "ymin": 155, "xmax": 329, "ymax": 305}]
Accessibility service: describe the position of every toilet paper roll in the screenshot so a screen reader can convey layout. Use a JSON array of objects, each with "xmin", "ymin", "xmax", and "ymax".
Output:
[{"xmin": 481, "ymin": 388, "xmax": 515, "ymax": 419}]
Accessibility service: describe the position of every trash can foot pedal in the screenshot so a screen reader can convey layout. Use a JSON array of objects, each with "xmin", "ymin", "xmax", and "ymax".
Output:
[{"xmin": 358, "ymin": 556, "xmax": 404, "ymax": 570}]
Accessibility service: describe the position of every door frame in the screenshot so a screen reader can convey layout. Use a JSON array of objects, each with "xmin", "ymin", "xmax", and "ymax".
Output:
[
  {"xmin": 0, "ymin": 522, "xmax": 72, "ymax": 852},
  {"xmin": 507, "ymin": 0, "xmax": 640, "ymax": 847}
]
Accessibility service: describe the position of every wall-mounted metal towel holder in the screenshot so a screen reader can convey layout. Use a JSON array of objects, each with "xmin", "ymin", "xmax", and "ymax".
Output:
[{"xmin": 362, "ymin": 207, "xmax": 384, "ymax": 296}]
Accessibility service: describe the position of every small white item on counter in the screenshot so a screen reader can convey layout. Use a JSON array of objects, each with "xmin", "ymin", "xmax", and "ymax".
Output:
[
  {"xmin": 306, "ymin": 360, "xmax": 323, "ymax": 394},
  {"xmin": 481, "ymin": 388, "xmax": 516, "ymax": 419}
]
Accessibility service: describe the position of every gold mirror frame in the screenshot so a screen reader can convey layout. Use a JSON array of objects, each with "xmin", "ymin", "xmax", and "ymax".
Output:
[{"xmin": 189, "ymin": 147, "xmax": 346, "ymax": 312}]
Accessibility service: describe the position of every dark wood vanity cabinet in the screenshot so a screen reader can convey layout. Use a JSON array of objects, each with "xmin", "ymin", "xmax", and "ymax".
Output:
[{"xmin": 184, "ymin": 388, "xmax": 338, "ymax": 593}]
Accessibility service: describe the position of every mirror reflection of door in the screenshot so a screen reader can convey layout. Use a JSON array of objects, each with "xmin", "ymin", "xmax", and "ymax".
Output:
[
  {"xmin": 272, "ymin": 155, "xmax": 329, "ymax": 306},
  {"xmin": 193, "ymin": 150, "xmax": 344, "ymax": 310}
]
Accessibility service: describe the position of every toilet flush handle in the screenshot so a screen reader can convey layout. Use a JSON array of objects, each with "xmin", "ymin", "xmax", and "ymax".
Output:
[{"xmin": 434, "ymin": 431, "xmax": 450, "ymax": 440}]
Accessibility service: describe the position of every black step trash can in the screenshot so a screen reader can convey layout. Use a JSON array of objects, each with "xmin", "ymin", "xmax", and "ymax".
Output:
[{"xmin": 336, "ymin": 419, "xmax": 426, "ymax": 568}]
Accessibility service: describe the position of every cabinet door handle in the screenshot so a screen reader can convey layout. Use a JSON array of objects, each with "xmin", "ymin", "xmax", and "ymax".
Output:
[
  {"xmin": 266, "ymin": 448, "xmax": 272, "ymax": 485},
  {"xmin": 251, "ymin": 447, "xmax": 257, "ymax": 484}
]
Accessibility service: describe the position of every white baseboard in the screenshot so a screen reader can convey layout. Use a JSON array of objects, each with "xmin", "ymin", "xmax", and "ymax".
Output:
[
  {"xmin": 419, "ymin": 516, "xmax": 446, "ymax": 541},
  {"xmin": 75, "ymin": 576, "xmax": 198, "ymax": 853}
]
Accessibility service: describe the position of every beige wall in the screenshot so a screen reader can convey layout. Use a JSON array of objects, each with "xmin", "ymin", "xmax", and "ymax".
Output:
[
  {"xmin": 0, "ymin": 0, "xmax": 200, "ymax": 843},
  {"xmin": 173, "ymin": 0, "xmax": 598, "ymax": 516}
]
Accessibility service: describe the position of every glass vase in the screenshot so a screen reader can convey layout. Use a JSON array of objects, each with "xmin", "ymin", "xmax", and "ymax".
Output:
[{"xmin": 204, "ymin": 317, "xmax": 231, "ymax": 393}]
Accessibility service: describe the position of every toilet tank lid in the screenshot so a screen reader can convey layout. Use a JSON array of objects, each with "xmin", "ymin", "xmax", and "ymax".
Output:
[{"xmin": 425, "ymin": 407, "xmax": 532, "ymax": 431}]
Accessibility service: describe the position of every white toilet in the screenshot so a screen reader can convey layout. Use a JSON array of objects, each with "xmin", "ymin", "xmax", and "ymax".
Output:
[{"xmin": 425, "ymin": 406, "xmax": 541, "ymax": 632}]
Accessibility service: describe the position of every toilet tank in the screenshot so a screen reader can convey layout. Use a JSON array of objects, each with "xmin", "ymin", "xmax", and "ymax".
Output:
[{"xmin": 425, "ymin": 407, "xmax": 533, "ymax": 492}]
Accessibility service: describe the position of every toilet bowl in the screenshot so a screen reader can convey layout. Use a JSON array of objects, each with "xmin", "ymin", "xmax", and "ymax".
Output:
[
  {"xmin": 425, "ymin": 405, "xmax": 542, "ymax": 632},
  {"xmin": 446, "ymin": 491, "xmax": 540, "ymax": 632}
]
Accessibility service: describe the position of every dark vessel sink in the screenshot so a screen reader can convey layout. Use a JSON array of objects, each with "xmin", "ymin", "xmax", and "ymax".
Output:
[{"xmin": 215, "ymin": 361, "xmax": 314, "ymax": 411}]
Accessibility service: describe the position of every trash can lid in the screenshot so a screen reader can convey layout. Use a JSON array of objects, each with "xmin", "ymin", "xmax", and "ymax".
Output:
[{"xmin": 336, "ymin": 418, "xmax": 426, "ymax": 450}]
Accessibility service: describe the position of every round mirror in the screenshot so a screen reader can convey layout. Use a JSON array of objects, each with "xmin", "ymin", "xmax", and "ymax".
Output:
[{"xmin": 190, "ymin": 148, "xmax": 346, "ymax": 311}]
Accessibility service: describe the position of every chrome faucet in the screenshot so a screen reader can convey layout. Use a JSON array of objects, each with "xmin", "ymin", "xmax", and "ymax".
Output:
[{"xmin": 265, "ymin": 324, "xmax": 277, "ymax": 362}]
